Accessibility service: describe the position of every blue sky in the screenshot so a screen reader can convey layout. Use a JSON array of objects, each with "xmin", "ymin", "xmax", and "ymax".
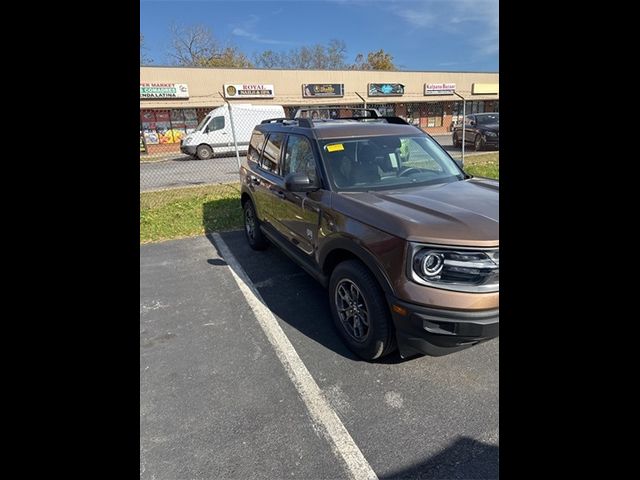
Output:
[{"xmin": 140, "ymin": 0, "xmax": 498, "ymax": 71}]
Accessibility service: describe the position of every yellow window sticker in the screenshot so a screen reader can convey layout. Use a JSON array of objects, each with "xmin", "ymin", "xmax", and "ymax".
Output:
[{"xmin": 326, "ymin": 143, "xmax": 344, "ymax": 152}]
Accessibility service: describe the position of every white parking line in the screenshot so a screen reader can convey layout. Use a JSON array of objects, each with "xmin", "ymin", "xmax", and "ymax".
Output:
[{"xmin": 212, "ymin": 232, "xmax": 378, "ymax": 480}]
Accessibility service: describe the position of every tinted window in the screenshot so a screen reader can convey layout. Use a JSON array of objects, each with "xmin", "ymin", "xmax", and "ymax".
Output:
[
  {"xmin": 476, "ymin": 114, "xmax": 499, "ymax": 125},
  {"xmin": 282, "ymin": 135, "xmax": 317, "ymax": 182},
  {"xmin": 208, "ymin": 116, "xmax": 225, "ymax": 131},
  {"xmin": 261, "ymin": 133, "xmax": 284, "ymax": 174},
  {"xmin": 247, "ymin": 130, "xmax": 266, "ymax": 164}
]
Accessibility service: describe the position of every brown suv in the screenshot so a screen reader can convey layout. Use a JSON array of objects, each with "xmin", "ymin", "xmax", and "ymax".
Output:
[{"xmin": 240, "ymin": 108, "xmax": 498, "ymax": 360}]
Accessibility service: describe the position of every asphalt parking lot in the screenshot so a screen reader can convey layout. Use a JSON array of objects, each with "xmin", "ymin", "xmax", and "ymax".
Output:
[{"xmin": 140, "ymin": 233, "xmax": 499, "ymax": 479}]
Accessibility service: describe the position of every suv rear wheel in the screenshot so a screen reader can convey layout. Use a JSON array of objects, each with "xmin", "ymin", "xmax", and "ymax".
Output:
[
  {"xmin": 452, "ymin": 133, "xmax": 461, "ymax": 148},
  {"xmin": 243, "ymin": 200, "xmax": 268, "ymax": 250},
  {"xmin": 329, "ymin": 260, "xmax": 396, "ymax": 360}
]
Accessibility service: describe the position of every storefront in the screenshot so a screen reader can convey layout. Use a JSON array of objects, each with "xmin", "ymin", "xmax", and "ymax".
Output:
[{"xmin": 140, "ymin": 67, "xmax": 499, "ymax": 155}]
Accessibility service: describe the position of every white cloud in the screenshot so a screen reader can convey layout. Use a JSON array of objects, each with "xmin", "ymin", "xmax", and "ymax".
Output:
[
  {"xmin": 388, "ymin": 0, "xmax": 498, "ymax": 58},
  {"xmin": 231, "ymin": 15, "xmax": 297, "ymax": 45},
  {"xmin": 395, "ymin": 10, "xmax": 436, "ymax": 27}
]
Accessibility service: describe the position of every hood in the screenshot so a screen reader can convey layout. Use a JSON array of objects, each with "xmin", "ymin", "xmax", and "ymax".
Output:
[{"xmin": 331, "ymin": 178, "xmax": 498, "ymax": 247}]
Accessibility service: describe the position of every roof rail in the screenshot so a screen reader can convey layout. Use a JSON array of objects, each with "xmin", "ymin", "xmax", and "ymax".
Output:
[
  {"xmin": 260, "ymin": 117, "xmax": 313, "ymax": 128},
  {"xmin": 382, "ymin": 116, "xmax": 411, "ymax": 125},
  {"xmin": 260, "ymin": 117, "xmax": 289, "ymax": 124},
  {"xmin": 293, "ymin": 107, "xmax": 382, "ymax": 119}
]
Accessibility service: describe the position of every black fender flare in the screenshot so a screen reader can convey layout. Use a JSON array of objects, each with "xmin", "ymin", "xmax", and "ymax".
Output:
[{"xmin": 318, "ymin": 237, "xmax": 395, "ymax": 296}]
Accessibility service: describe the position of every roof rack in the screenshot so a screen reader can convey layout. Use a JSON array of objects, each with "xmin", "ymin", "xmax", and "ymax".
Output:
[
  {"xmin": 293, "ymin": 107, "xmax": 382, "ymax": 119},
  {"xmin": 261, "ymin": 113, "xmax": 411, "ymax": 129},
  {"xmin": 260, "ymin": 117, "xmax": 312, "ymax": 127}
]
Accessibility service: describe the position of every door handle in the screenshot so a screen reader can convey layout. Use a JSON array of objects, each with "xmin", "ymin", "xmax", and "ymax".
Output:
[{"xmin": 275, "ymin": 191, "xmax": 286, "ymax": 199}]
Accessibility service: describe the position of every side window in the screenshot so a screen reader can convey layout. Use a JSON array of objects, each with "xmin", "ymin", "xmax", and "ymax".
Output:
[
  {"xmin": 282, "ymin": 135, "xmax": 317, "ymax": 182},
  {"xmin": 207, "ymin": 116, "xmax": 225, "ymax": 132},
  {"xmin": 261, "ymin": 132, "xmax": 284, "ymax": 174},
  {"xmin": 400, "ymin": 138, "xmax": 444, "ymax": 172},
  {"xmin": 247, "ymin": 130, "xmax": 266, "ymax": 164}
]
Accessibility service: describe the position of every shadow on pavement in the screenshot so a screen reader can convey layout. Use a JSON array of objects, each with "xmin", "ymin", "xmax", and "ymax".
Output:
[
  {"xmin": 379, "ymin": 437, "xmax": 499, "ymax": 480},
  {"xmin": 206, "ymin": 229, "xmax": 406, "ymax": 363}
]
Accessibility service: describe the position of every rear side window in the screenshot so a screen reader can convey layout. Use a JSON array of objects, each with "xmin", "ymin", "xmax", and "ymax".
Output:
[
  {"xmin": 247, "ymin": 130, "xmax": 266, "ymax": 164},
  {"xmin": 261, "ymin": 133, "xmax": 284, "ymax": 174}
]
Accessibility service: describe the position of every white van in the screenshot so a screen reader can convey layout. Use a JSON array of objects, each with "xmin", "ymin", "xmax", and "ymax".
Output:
[{"xmin": 180, "ymin": 104, "xmax": 285, "ymax": 160}]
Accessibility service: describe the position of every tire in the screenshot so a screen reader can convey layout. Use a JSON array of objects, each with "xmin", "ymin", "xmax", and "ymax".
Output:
[
  {"xmin": 474, "ymin": 135, "xmax": 484, "ymax": 151},
  {"xmin": 243, "ymin": 200, "xmax": 268, "ymax": 250},
  {"xmin": 196, "ymin": 144, "xmax": 213, "ymax": 160},
  {"xmin": 329, "ymin": 260, "xmax": 396, "ymax": 360},
  {"xmin": 452, "ymin": 133, "xmax": 461, "ymax": 148}
]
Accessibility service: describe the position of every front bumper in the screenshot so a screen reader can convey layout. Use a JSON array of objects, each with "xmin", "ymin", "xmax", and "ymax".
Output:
[
  {"xmin": 483, "ymin": 135, "xmax": 499, "ymax": 148},
  {"xmin": 180, "ymin": 143, "xmax": 197, "ymax": 156},
  {"xmin": 387, "ymin": 296, "xmax": 499, "ymax": 357}
]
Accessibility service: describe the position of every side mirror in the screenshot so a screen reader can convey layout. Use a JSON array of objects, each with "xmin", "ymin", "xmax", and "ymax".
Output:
[
  {"xmin": 284, "ymin": 172, "xmax": 319, "ymax": 192},
  {"xmin": 469, "ymin": 120, "xmax": 476, "ymax": 126}
]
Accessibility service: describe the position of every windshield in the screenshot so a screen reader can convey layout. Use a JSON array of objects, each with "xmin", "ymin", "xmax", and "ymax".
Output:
[
  {"xmin": 319, "ymin": 134, "xmax": 464, "ymax": 191},
  {"xmin": 195, "ymin": 115, "xmax": 211, "ymax": 131},
  {"xmin": 476, "ymin": 113, "xmax": 499, "ymax": 125}
]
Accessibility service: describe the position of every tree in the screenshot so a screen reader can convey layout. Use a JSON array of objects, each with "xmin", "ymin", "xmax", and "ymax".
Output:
[
  {"xmin": 169, "ymin": 24, "xmax": 253, "ymax": 68},
  {"xmin": 351, "ymin": 49, "xmax": 397, "ymax": 71},
  {"xmin": 253, "ymin": 39, "xmax": 347, "ymax": 70},
  {"xmin": 140, "ymin": 34, "xmax": 153, "ymax": 65},
  {"xmin": 253, "ymin": 50, "xmax": 287, "ymax": 69}
]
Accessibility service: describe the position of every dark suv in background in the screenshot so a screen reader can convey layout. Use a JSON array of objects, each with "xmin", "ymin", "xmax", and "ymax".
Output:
[
  {"xmin": 452, "ymin": 112, "xmax": 499, "ymax": 151},
  {"xmin": 240, "ymin": 108, "xmax": 499, "ymax": 361}
]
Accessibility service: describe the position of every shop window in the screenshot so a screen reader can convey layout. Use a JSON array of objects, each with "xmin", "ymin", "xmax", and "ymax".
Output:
[{"xmin": 425, "ymin": 103, "xmax": 444, "ymax": 128}]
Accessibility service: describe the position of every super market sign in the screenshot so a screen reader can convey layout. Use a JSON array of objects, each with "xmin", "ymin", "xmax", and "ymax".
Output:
[{"xmin": 140, "ymin": 83, "xmax": 189, "ymax": 99}]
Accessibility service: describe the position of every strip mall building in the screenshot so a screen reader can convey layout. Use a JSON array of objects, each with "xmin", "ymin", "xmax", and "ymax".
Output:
[{"xmin": 140, "ymin": 66, "xmax": 499, "ymax": 154}]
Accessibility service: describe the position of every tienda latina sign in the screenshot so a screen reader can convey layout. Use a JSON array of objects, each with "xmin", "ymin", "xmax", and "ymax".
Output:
[{"xmin": 140, "ymin": 83, "xmax": 189, "ymax": 99}]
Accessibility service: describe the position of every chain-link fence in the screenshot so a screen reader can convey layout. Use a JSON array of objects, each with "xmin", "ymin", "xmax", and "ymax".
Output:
[
  {"xmin": 139, "ymin": 103, "xmax": 370, "ymax": 207},
  {"xmin": 139, "ymin": 100, "xmax": 499, "ymax": 208}
]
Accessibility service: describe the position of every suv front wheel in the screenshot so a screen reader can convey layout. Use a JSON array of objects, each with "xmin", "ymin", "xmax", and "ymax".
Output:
[{"xmin": 329, "ymin": 260, "xmax": 396, "ymax": 361}]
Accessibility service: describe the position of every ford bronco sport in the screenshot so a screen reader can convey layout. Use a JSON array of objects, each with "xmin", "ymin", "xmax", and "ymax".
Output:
[{"xmin": 240, "ymin": 108, "xmax": 498, "ymax": 360}]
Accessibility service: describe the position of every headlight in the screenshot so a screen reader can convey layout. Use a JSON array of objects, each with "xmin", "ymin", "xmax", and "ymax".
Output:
[
  {"xmin": 408, "ymin": 243, "xmax": 499, "ymax": 292},
  {"xmin": 485, "ymin": 131, "xmax": 497, "ymax": 137}
]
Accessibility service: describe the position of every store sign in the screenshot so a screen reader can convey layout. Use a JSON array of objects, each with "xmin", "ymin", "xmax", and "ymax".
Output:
[
  {"xmin": 140, "ymin": 83, "xmax": 189, "ymax": 99},
  {"xmin": 302, "ymin": 84, "xmax": 344, "ymax": 97},
  {"xmin": 224, "ymin": 84, "xmax": 275, "ymax": 98},
  {"xmin": 425, "ymin": 83, "xmax": 456, "ymax": 95},
  {"xmin": 368, "ymin": 83, "xmax": 404, "ymax": 96},
  {"xmin": 472, "ymin": 83, "xmax": 499, "ymax": 94}
]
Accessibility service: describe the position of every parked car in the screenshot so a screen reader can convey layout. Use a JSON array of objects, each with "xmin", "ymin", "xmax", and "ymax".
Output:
[
  {"xmin": 240, "ymin": 109, "xmax": 499, "ymax": 361},
  {"xmin": 180, "ymin": 104, "xmax": 285, "ymax": 160},
  {"xmin": 452, "ymin": 113, "xmax": 499, "ymax": 151}
]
